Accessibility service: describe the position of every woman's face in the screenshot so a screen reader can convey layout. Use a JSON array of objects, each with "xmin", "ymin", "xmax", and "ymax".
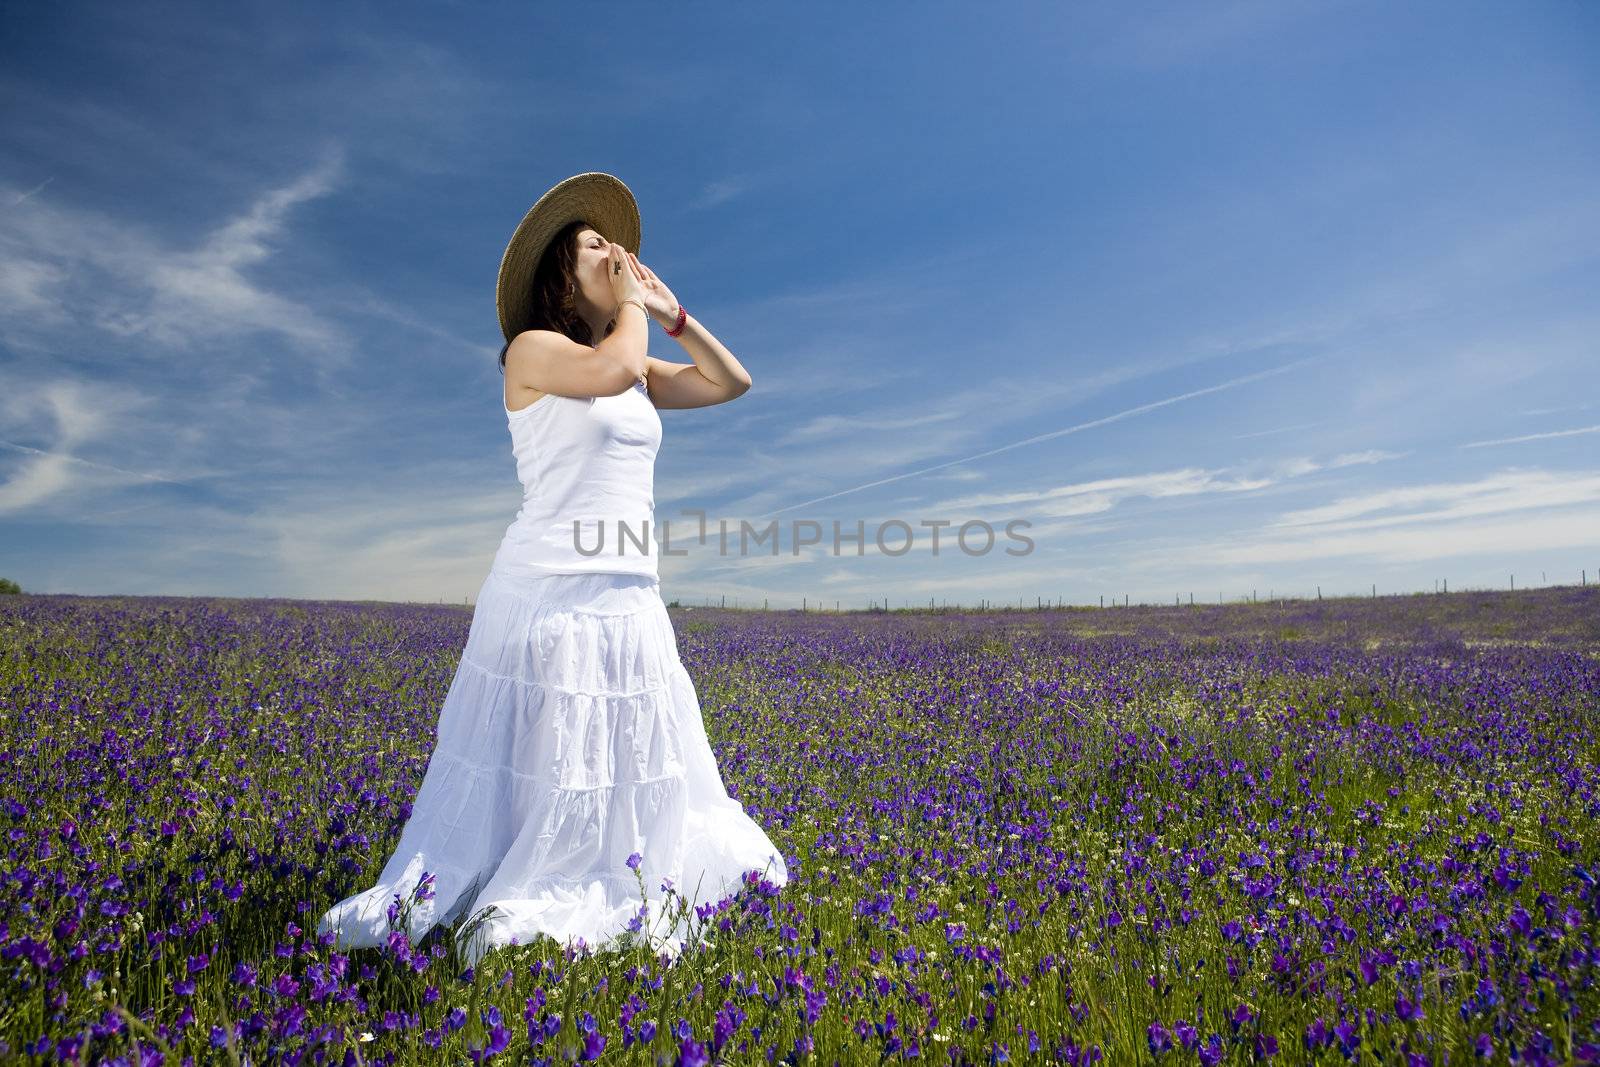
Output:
[{"xmin": 573, "ymin": 227, "xmax": 613, "ymax": 308}]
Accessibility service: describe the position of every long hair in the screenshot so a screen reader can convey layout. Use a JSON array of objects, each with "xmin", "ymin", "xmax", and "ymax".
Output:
[{"xmin": 498, "ymin": 219, "xmax": 615, "ymax": 373}]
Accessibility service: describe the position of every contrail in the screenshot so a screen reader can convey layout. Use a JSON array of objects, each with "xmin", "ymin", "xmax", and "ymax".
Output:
[
  {"xmin": 757, "ymin": 358, "xmax": 1314, "ymax": 519},
  {"xmin": 1459, "ymin": 424, "xmax": 1600, "ymax": 449},
  {"xmin": 8, "ymin": 176, "xmax": 54, "ymax": 206},
  {"xmin": 0, "ymin": 439, "xmax": 192, "ymax": 485}
]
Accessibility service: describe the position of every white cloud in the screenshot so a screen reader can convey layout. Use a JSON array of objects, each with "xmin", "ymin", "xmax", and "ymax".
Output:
[
  {"xmin": 0, "ymin": 377, "xmax": 170, "ymax": 515},
  {"xmin": 755, "ymin": 358, "xmax": 1316, "ymax": 518},
  {"xmin": 686, "ymin": 178, "xmax": 750, "ymax": 212},
  {"xmin": 0, "ymin": 156, "xmax": 349, "ymax": 360},
  {"xmin": 1268, "ymin": 469, "xmax": 1600, "ymax": 531},
  {"xmin": 1106, "ymin": 0, "xmax": 1348, "ymax": 71},
  {"xmin": 0, "ymin": 257, "xmax": 66, "ymax": 320},
  {"xmin": 1137, "ymin": 468, "xmax": 1600, "ymax": 569},
  {"xmin": 1197, "ymin": 506, "xmax": 1600, "ymax": 566},
  {"xmin": 924, "ymin": 449, "xmax": 1404, "ymax": 519},
  {"xmin": 1460, "ymin": 424, "xmax": 1600, "ymax": 449},
  {"xmin": 777, "ymin": 408, "xmax": 967, "ymax": 444},
  {"xmin": 1232, "ymin": 421, "xmax": 1325, "ymax": 440}
]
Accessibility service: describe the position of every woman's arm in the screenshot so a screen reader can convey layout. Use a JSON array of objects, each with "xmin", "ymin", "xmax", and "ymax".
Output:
[{"xmin": 644, "ymin": 307, "xmax": 753, "ymax": 409}]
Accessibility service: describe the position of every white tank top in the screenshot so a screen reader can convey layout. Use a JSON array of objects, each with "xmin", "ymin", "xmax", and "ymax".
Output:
[{"xmin": 491, "ymin": 362, "xmax": 662, "ymax": 580}]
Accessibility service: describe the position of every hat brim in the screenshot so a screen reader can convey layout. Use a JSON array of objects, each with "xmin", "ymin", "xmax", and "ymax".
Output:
[{"xmin": 495, "ymin": 172, "xmax": 642, "ymax": 345}]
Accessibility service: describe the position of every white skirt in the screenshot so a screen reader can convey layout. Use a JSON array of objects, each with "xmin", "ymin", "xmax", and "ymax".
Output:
[{"xmin": 315, "ymin": 567, "xmax": 789, "ymax": 968}]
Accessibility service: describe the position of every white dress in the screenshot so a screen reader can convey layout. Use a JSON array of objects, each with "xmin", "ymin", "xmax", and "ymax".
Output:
[{"xmin": 316, "ymin": 367, "xmax": 788, "ymax": 967}]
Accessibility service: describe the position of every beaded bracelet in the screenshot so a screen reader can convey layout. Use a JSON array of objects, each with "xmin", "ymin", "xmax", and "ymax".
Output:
[{"xmin": 665, "ymin": 304, "xmax": 688, "ymax": 337}]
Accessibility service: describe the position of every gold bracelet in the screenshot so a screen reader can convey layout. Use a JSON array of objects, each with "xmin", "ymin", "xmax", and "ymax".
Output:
[{"xmin": 618, "ymin": 298, "xmax": 648, "ymax": 319}]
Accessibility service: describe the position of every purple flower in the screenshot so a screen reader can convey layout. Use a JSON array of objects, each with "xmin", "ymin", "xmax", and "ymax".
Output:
[
  {"xmin": 1395, "ymin": 993, "xmax": 1425, "ymax": 1022},
  {"xmin": 386, "ymin": 929, "xmax": 412, "ymax": 962},
  {"xmin": 627, "ymin": 852, "xmax": 642, "ymax": 871},
  {"xmin": 469, "ymin": 1005, "xmax": 509, "ymax": 1061},
  {"xmin": 413, "ymin": 872, "xmax": 437, "ymax": 903}
]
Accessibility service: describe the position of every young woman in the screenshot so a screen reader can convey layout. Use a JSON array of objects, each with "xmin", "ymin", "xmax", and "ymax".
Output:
[{"xmin": 316, "ymin": 172, "xmax": 788, "ymax": 968}]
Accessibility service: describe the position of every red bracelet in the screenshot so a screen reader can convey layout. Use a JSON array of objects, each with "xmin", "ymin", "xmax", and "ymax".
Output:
[{"xmin": 665, "ymin": 304, "xmax": 687, "ymax": 337}]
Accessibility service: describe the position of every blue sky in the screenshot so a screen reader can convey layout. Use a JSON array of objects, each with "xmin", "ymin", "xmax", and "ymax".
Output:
[{"xmin": 2, "ymin": 0, "xmax": 1597, "ymax": 609}]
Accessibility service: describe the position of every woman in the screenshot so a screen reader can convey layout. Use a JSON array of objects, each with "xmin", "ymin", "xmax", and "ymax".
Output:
[{"xmin": 316, "ymin": 172, "xmax": 788, "ymax": 969}]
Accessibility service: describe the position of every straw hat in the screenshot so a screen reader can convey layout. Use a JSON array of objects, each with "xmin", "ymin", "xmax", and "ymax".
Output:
[{"xmin": 495, "ymin": 171, "xmax": 642, "ymax": 345}]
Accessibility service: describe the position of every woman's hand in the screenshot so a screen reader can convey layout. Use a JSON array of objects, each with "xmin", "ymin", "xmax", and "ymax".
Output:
[
  {"xmin": 624, "ymin": 251, "xmax": 681, "ymax": 323},
  {"xmin": 608, "ymin": 244, "xmax": 648, "ymax": 309}
]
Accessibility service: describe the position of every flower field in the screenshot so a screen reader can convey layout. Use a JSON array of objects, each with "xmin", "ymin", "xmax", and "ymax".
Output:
[{"xmin": 2, "ymin": 586, "xmax": 1597, "ymax": 1065}]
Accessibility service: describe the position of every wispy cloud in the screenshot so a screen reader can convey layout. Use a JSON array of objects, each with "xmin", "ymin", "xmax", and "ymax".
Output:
[
  {"xmin": 777, "ymin": 408, "xmax": 968, "ymax": 445},
  {"xmin": 1459, "ymin": 424, "xmax": 1600, "ymax": 449},
  {"xmin": 1137, "ymin": 469, "xmax": 1600, "ymax": 569},
  {"xmin": 685, "ymin": 177, "xmax": 751, "ymax": 212},
  {"xmin": 927, "ymin": 450, "xmax": 1402, "ymax": 519},
  {"xmin": 1104, "ymin": 0, "xmax": 1349, "ymax": 72},
  {"xmin": 1267, "ymin": 469, "xmax": 1600, "ymax": 531},
  {"xmin": 0, "ymin": 438, "xmax": 189, "ymax": 486},
  {"xmin": 756, "ymin": 358, "xmax": 1317, "ymax": 518},
  {"xmin": 1516, "ymin": 404, "xmax": 1592, "ymax": 418},
  {"xmin": 8, "ymin": 176, "xmax": 55, "ymax": 206},
  {"xmin": 0, "ymin": 156, "xmax": 349, "ymax": 364},
  {"xmin": 1182, "ymin": 506, "xmax": 1600, "ymax": 568},
  {"xmin": 1232, "ymin": 421, "xmax": 1325, "ymax": 440},
  {"xmin": 0, "ymin": 377, "xmax": 165, "ymax": 515}
]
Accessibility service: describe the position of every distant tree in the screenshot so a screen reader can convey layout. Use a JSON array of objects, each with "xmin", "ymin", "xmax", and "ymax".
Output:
[{"xmin": 0, "ymin": 578, "xmax": 21, "ymax": 595}]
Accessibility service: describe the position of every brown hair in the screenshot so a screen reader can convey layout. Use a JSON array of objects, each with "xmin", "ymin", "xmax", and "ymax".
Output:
[{"xmin": 498, "ymin": 219, "xmax": 615, "ymax": 372}]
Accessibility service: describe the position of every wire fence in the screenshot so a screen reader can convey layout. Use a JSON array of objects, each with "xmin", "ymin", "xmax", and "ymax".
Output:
[{"xmin": 657, "ymin": 568, "xmax": 1598, "ymax": 613}]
